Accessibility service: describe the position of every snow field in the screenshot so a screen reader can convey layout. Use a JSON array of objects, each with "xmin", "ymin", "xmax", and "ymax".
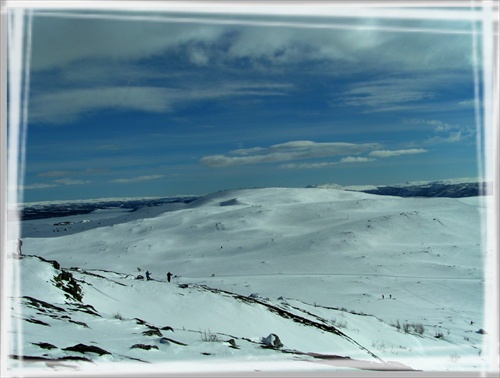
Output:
[{"xmin": 9, "ymin": 187, "xmax": 492, "ymax": 373}]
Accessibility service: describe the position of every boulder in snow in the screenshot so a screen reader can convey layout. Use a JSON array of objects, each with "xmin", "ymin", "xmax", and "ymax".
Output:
[{"xmin": 261, "ymin": 333, "xmax": 283, "ymax": 349}]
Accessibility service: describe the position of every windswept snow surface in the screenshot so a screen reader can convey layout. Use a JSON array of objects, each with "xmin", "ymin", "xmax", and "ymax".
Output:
[{"xmin": 5, "ymin": 187, "xmax": 495, "ymax": 375}]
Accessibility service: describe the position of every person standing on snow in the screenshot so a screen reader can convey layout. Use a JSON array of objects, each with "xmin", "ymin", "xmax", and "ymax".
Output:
[
  {"xmin": 145, "ymin": 271, "xmax": 151, "ymax": 281},
  {"xmin": 17, "ymin": 239, "xmax": 23, "ymax": 258},
  {"xmin": 167, "ymin": 272, "xmax": 173, "ymax": 282}
]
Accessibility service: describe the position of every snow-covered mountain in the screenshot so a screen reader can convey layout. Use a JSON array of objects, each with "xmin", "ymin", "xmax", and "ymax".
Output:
[
  {"xmin": 20, "ymin": 196, "xmax": 198, "ymax": 221},
  {"xmin": 18, "ymin": 178, "xmax": 490, "ymax": 223},
  {"xmin": 309, "ymin": 177, "xmax": 492, "ymax": 198},
  {"xmin": 4, "ymin": 187, "xmax": 496, "ymax": 375}
]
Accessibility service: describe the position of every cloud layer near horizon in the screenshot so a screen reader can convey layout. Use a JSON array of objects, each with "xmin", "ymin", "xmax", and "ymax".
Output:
[
  {"xmin": 111, "ymin": 175, "xmax": 165, "ymax": 184},
  {"xmin": 369, "ymin": 149, "xmax": 427, "ymax": 158},
  {"xmin": 200, "ymin": 141, "xmax": 381, "ymax": 168}
]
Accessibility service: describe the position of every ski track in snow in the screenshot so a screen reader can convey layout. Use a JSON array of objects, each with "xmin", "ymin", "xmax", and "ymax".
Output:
[{"xmin": 186, "ymin": 272, "xmax": 482, "ymax": 281}]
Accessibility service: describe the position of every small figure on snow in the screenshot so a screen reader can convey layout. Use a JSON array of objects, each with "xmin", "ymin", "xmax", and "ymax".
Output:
[
  {"xmin": 17, "ymin": 239, "xmax": 23, "ymax": 258},
  {"xmin": 389, "ymin": 294, "xmax": 392, "ymax": 299},
  {"xmin": 145, "ymin": 271, "xmax": 151, "ymax": 281},
  {"xmin": 167, "ymin": 272, "xmax": 173, "ymax": 283},
  {"xmin": 382, "ymin": 294, "xmax": 384, "ymax": 299}
]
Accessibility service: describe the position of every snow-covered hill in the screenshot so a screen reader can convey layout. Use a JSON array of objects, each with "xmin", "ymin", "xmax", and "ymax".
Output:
[{"xmin": 5, "ymin": 187, "xmax": 495, "ymax": 375}]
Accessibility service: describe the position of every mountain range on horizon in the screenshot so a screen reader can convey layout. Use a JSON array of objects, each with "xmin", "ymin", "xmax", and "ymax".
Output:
[
  {"xmin": 17, "ymin": 177, "xmax": 493, "ymax": 222},
  {"xmin": 310, "ymin": 177, "xmax": 492, "ymax": 198}
]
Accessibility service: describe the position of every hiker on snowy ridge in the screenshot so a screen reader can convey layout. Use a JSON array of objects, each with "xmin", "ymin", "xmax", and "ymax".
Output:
[
  {"xmin": 17, "ymin": 239, "xmax": 23, "ymax": 258},
  {"xmin": 167, "ymin": 272, "xmax": 173, "ymax": 282},
  {"xmin": 145, "ymin": 271, "xmax": 151, "ymax": 281}
]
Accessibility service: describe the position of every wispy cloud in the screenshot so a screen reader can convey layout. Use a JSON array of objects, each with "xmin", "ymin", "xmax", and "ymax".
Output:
[
  {"xmin": 29, "ymin": 14, "xmax": 473, "ymax": 125},
  {"xmin": 406, "ymin": 118, "xmax": 474, "ymax": 144},
  {"xmin": 458, "ymin": 99, "xmax": 475, "ymax": 108},
  {"xmin": 446, "ymin": 131, "xmax": 462, "ymax": 143},
  {"xmin": 53, "ymin": 178, "xmax": 91, "ymax": 185},
  {"xmin": 24, "ymin": 177, "xmax": 91, "ymax": 190},
  {"xmin": 406, "ymin": 118, "xmax": 456, "ymax": 132},
  {"xmin": 278, "ymin": 156, "xmax": 375, "ymax": 169},
  {"xmin": 338, "ymin": 78, "xmax": 435, "ymax": 111},
  {"xmin": 30, "ymin": 82, "xmax": 294, "ymax": 124},
  {"xmin": 201, "ymin": 140, "xmax": 381, "ymax": 168},
  {"xmin": 31, "ymin": 17, "xmax": 226, "ymax": 71},
  {"xmin": 280, "ymin": 162, "xmax": 338, "ymax": 169},
  {"xmin": 37, "ymin": 170, "xmax": 73, "ymax": 177},
  {"xmin": 30, "ymin": 87, "xmax": 174, "ymax": 124},
  {"xmin": 111, "ymin": 175, "xmax": 164, "ymax": 184},
  {"xmin": 425, "ymin": 131, "xmax": 463, "ymax": 144},
  {"xmin": 337, "ymin": 70, "xmax": 471, "ymax": 113},
  {"xmin": 31, "ymin": 14, "xmax": 473, "ymax": 73},
  {"xmin": 280, "ymin": 156, "xmax": 374, "ymax": 169},
  {"xmin": 340, "ymin": 156, "xmax": 375, "ymax": 163},
  {"xmin": 369, "ymin": 149, "xmax": 427, "ymax": 158},
  {"xmin": 37, "ymin": 168, "xmax": 109, "ymax": 178},
  {"xmin": 23, "ymin": 183, "xmax": 59, "ymax": 190}
]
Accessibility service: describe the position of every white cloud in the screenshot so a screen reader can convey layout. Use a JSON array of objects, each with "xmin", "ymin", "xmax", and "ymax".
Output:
[
  {"xmin": 407, "ymin": 118, "xmax": 473, "ymax": 144},
  {"xmin": 337, "ymin": 69, "xmax": 472, "ymax": 112},
  {"xmin": 280, "ymin": 162, "xmax": 338, "ymax": 169},
  {"xmin": 445, "ymin": 131, "xmax": 462, "ymax": 142},
  {"xmin": 428, "ymin": 120, "xmax": 453, "ymax": 132},
  {"xmin": 21, "ymin": 178, "xmax": 90, "ymax": 191},
  {"xmin": 406, "ymin": 118, "xmax": 456, "ymax": 132},
  {"xmin": 425, "ymin": 131, "xmax": 463, "ymax": 144},
  {"xmin": 458, "ymin": 99, "xmax": 476, "ymax": 108},
  {"xmin": 37, "ymin": 170, "xmax": 73, "ymax": 177},
  {"xmin": 201, "ymin": 140, "xmax": 380, "ymax": 167},
  {"xmin": 280, "ymin": 155, "xmax": 374, "ymax": 169},
  {"xmin": 188, "ymin": 47, "xmax": 210, "ymax": 65},
  {"xmin": 29, "ymin": 14, "xmax": 474, "ymax": 125},
  {"xmin": 224, "ymin": 19, "xmax": 473, "ymax": 70},
  {"xmin": 200, "ymin": 153, "xmax": 294, "ymax": 167},
  {"xmin": 30, "ymin": 82, "xmax": 293, "ymax": 124},
  {"xmin": 30, "ymin": 86, "xmax": 174, "ymax": 124},
  {"xmin": 269, "ymin": 141, "xmax": 380, "ymax": 154},
  {"xmin": 230, "ymin": 147, "xmax": 266, "ymax": 155},
  {"xmin": 339, "ymin": 79, "xmax": 435, "ymax": 110},
  {"xmin": 30, "ymin": 11, "xmax": 474, "ymax": 73},
  {"xmin": 111, "ymin": 175, "xmax": 164, "ymax": 184},
  {"xmin": 23, "ymin": 183, "xmax": 59, "ymax": 190},
  {"xmin": 38, "ymin": 169, "xmax": 109, "ymax": 178},
  {"xmin": 31, "ymin": 16, "xmax": 226, "ymax": 71},
  {"xmin": 53, "ymin": 178, "xmax": 90, "ymax": 185},
  {"xmin": 340, "ymin": 156, "xmax": 375, "ymax": 163},
  {"xmin": 369, "ymin": 149, "xmax": 427, "ymax": 158}
]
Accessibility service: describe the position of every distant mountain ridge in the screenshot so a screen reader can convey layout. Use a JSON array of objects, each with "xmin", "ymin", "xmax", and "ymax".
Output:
[
  {"xmin": 18, "ymin": 178, "xmax": 492, "ymax": 221},
  {"xmin": 308, "ymin": 178, "xmax": 492, "ymax": 198},
  {"xmin": 20, "ymin": 196, "xmax": 199, "ymax": 221}
]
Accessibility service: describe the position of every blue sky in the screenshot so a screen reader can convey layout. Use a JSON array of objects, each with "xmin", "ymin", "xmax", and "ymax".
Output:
[{"xmin": 19, "ymin": 8, "xmax": 483, "ymax": 202}]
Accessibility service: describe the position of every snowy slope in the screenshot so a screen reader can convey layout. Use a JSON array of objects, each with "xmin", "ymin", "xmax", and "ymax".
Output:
[{"xmin": 5, "ymin": 187, "xmax": 495, "ymax": 375}]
